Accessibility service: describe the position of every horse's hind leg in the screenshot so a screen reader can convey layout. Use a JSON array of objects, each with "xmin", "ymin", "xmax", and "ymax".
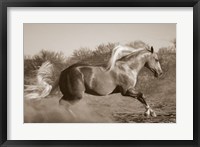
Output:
[
  {"xmin": 125, "ymin": 88, "xmax": 157, "ymax": 117},
  {"xmin": 59, "ymin": 96, "xmax": 78, "ymax": 118},
  {"xmin": 59, "ymin": 67, "xmax": 86, "ymax": 118}
]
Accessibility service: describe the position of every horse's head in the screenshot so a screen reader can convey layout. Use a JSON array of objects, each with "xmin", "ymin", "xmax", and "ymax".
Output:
[{"xmin": 145, "ymin": 46, "xmax": 163, "ymax": 77}]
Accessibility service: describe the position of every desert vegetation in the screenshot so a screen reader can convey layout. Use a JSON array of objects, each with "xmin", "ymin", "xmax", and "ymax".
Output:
[{"xmin": 24, "ymin": 40, "xmax": 176, "ymax": 123}]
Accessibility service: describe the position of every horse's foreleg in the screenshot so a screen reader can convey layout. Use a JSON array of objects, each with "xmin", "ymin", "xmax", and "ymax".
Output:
[
  {"xmin": 125, "ymin": 89, "xmax": 156, "ymax": 117},
  {"xmin": 137, "ymin": 96, "xmax": 156, "ymax": 117}
]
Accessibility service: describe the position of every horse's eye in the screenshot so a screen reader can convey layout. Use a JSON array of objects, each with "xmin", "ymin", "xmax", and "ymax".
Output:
[{"xmin": 155, "ymin": 59, "xmax": 159, "ymax": 62}]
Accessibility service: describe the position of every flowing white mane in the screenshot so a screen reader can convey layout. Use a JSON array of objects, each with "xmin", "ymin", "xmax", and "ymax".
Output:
[{"xmin": 106, "ymin": 44, "xmax": 149, "ymax": 71}]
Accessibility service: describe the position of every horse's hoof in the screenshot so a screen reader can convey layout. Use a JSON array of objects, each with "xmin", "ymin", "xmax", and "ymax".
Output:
[
  {"xmin": 144, "ymin": 109, "xmax": 150, "ymax": 117},
  {"xmin": 150, "ymin": 110, "xmax": 157, "ymax": 117}
]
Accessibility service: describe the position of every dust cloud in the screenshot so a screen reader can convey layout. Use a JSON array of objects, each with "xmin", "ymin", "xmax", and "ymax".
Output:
[{"xmin": 24, "ymin": 96, "xmax": 112, "ymax": 123}]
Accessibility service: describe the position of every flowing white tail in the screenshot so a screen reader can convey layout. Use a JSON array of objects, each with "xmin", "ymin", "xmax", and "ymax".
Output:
[{"xmin": 24, "ymin": 61, "xmax": 59, "ymax": 99}]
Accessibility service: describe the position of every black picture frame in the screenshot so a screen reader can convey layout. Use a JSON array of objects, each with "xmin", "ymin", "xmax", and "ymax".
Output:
[{"xmin": 0, "ymin": 0, "xmax": 199, "ymax": 146}]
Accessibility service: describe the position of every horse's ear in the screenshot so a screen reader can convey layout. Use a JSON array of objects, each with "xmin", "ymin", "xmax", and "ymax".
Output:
[{"xmin": 151, "ymin": 46, "xmax": 154, "ymax": 53}]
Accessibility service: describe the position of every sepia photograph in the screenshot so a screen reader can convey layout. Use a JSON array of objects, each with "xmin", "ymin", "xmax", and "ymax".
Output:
[{"xmin": 24, "ymin": 23, "xmax": 176, "ymax": 123}]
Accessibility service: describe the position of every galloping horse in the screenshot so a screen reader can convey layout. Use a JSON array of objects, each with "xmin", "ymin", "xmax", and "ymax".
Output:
[{"xmin": 59, "ymin": 45, "xmax": 163, "ymax": 117}]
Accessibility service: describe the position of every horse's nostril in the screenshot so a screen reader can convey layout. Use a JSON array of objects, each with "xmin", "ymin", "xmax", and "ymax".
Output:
[{"xmin": 159, "ymin": 72, "xmax": 163, "ymax": 77}]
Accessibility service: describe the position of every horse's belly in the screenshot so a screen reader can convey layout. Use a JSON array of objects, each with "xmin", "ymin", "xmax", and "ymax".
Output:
[
  {"xmin": 79, "ymin": 66, "xmax": 116, "ymax": 96},
  {"xmin": 91, "ymin": 73, "xmax": 116, "ymax": 96},
  {"xmin": 92, "ymin": 80, "xmax": 115, "ymax": 96}
]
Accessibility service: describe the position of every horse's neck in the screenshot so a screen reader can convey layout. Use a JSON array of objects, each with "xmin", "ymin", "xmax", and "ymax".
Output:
[
  {"xmin": 130, "ymin": 52, "xmax": 149, "ymax": 71},
  {"xmin": 117, "ymin": 52, "xmax": 149, "ymax": 76}
]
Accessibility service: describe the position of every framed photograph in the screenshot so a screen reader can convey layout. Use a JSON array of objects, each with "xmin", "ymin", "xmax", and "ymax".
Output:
[{"xmin": 0, "ymin": 0, "xmax": 199, "ymax": 146}]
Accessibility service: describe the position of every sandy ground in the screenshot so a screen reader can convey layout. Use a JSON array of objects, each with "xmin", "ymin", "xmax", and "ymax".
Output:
[{"xmin": 24, "ymin": 80, "xmax": 176, "ymax": 123}]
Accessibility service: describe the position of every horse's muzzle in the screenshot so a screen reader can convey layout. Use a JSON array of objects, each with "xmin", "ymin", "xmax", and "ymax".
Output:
[
  {"xmin": 155, "ymin": 71, "xmax": 163, "ymax": 78},
  {"xmin": 157, "ymin": 72, "xmax": 163, "ymax": 78},
  {"xmin": 159, "ymin": 72, "xmax": 163, "ymax": 77}
]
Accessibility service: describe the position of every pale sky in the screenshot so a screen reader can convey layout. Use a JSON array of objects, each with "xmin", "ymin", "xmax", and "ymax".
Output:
[{"xmin": 24, "ymin": 23, "xmax": 176, "ymax": 57}]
